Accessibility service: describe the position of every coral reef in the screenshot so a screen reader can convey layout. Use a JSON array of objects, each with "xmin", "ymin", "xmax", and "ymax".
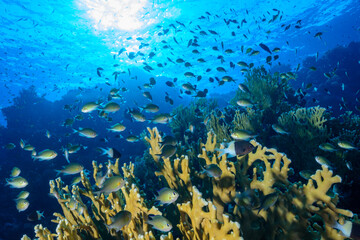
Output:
[
  {"xmin": 230, "ymin": 67, "xmax": 292, "ymax": 122},
  {"xmin": 23, "ymin": 127, "xmax": 354, "ymax": 240},
  {"xmin": 273, "ymin": 106, "xmax": 331, "ymax": 171},
  {"xmin": 170, "ymin": 98, "xmax": 217, "ymax": 143},
  {"xmin": 205, "ymin": 111, "xmax": 231, "ymax": 143}
]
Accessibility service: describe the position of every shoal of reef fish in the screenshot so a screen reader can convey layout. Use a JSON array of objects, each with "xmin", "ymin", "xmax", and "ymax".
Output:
[{"xmin": 2, "ymin": 5, "xmax": 359, "ymax": 236}]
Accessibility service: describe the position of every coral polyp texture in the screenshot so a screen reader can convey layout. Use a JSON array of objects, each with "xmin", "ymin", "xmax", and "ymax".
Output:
[{"xmin": 23, "ymin": 127, "xmax": 354, "ymax": 240}]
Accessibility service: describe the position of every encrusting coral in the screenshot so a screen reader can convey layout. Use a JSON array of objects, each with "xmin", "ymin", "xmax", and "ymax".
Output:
[{"xmin": 23, "ymin": 127, "xmax": 355, "ymax": 240}]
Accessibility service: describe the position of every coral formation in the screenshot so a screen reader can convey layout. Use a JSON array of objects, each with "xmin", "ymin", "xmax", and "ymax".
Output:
[
  {"xmin": 23, "ymin": 127, "xmax": 354, "ymax": 240},
  {"xmin": 230, "ymin": 67, "xmax": 292, "ymax": 120},
  {"xmin": 274, "ymin": 106, "xmax": 330, "ymax": 171},
  {"xmin": 170, "ymin": 99, "xmax": 217, "ymax": 143}
]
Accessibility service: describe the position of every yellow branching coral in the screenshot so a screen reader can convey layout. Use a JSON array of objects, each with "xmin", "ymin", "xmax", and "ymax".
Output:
[
  {"xmin": 34, "ymin": 225, "xmax": 56, "ymax": 240},
  {"xmin": 26, "ymin": 127, "xmax": 355, "ymax": 240},
  {"xmin": 295, "ymin": 165, "xmax": 353, "ymax": 239},
  {"xmin": 278, "ymin": 106, "xmax": 329, "ymax": 138},
  {"xmin": 199, "ymin": 130, "xmax": 217, "ymax": 152},
  {"xmin": 177, "ymin": 186, "xmax": 243, "ymax": 240},
  {"xmin": 247, "ymin": 140, "xmax": 291, "ymax": 196},
  {"xmin": 198, "ymin": 132, "xmax": 236, "ymax": 221},
  {"xmin": 154, "ymin": 156, "xmax": 192, "ymax": 192},
  {"xmin": 32, "ymin": 154, "xmax": 168, "ymax": 240},
  {"xmin": 275, "ymin": 106, "xmax": 331, "ymax": 171},
  {"xmin": 121, "ymin": 183, "xmax": 162, "ymax": 238},
  {"xmin": 145, "ymin": 127, "xmax": 193, "ymax": 193},
  {"xmin": 145, "ymin": 127, "xmax": 163, "ymax": 164}
]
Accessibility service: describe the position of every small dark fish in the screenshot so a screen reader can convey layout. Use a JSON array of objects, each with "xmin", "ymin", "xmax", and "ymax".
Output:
[
  {"xmin": 202, "ymin": 164, "xmax": 222, "ymax": 178},
  {"xmin": 314, "ymin": 32, "xmax": 323, "ymax": 39},
  {"xmin": 187, "ymin": 39, "xmax": 192, "ymax": 47},
  {"xmin": 184, "ymin": 62, "xmax": 192, "ymax": 67},
  {"xmin": 194, "ymin": 89, "xmax": 208, "ymax": 98},
  {"xmin": 258, "ymin": 192, "xmax": 278, "ymax": 213},
  {"xmin": 107, "ymin": 210, "xmax": 132, "ymax": 232},
  {"xmin": 149, "ymin": 77, "xmax": 156, "ymax": 85},
  {"xmin": 127, "ymin": 52, "xmax": 136, "ymax": 59},
  {"xmin": 27, "ymin": 210, "xmax": 44, "ymax": 222},
  {"xmin": 166, "ymin": 81, "xmax": 175, "ymax": 87},
  {"xmin": 118, "ymin": 48, "xmax": 126, "ymax": 55},
  {"xmin": 97, "ymin": 67, "xmax": 104, "ymax": 77},
  {"xmin": 266, "ymin": 56, "xmax": 272, "ymax": 64},
  {"xmin": 157, "ymin": 145, "xmax": 177, "ymax": 158},
  {"xmin": 208, "ymin": 30, "xmax": 218, "ymax": 35},
  {"xmin": 160, "ymin": 136, "xmax": 177, "ymax": 147},
  {"xmin": 259, "ymin": 43, "xmax": 272, "ymax": 54},
  {"xmin": 299, "ymin": 170, "xmax": 313, "ymax": 180}
]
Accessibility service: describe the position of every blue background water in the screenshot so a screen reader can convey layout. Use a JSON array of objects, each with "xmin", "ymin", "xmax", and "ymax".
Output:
[{"xmin": 0, "ymin": 0, "xmax": 360, "ymax": 239}]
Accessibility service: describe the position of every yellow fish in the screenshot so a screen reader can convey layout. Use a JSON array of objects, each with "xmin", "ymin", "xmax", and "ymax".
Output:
[
  {"xmin": 6, "ymin": 176, "xmax": 28, "ymax": 188},
  {"xmin": 16, "ymin": 199, "xmax": 30, "ymax": 212},
  {"xmin": 147, "ymin": 215, "xmax": 172, "ymax": 232},
  {"xmin": 73, "ymin": 128, "xmax": 97, "ymax": 138},
  {"xmin": 33, "ymin": 149, "xmax": 57, "ymax": 161},
  {"xmin": 10, "ymin": 167, "xmax": 21, "ymax": 177},
  {"xmin": 155, "ymin": 188, "xmax": 179, "ymax": 205}
]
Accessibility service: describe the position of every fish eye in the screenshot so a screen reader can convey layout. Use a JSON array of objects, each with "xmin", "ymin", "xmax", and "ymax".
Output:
[{"xmin": 166, "ymin": 223, "xmax": 170, "ymax": 227}]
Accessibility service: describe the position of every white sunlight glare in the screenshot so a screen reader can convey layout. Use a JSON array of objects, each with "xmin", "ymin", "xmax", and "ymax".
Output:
[{"xmin": 79, "ymin": 0, "xmax": 149, "ymax": 31}]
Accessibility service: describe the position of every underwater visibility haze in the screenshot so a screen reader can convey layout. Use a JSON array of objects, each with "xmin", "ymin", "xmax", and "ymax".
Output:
[{"xmin": 1, "ymin": 0, "xmax": 360, "ymax": 239}]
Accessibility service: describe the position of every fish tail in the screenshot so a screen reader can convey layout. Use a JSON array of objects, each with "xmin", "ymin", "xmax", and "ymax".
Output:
[
  {"xmin": 55, "ymin": 170, "xmax": 62, "ymax": 177},
  {"xmin": 215, "ymin": 148, "xmax": 226, "ymax": 157},
  {"xmin": 63, "ymin": 154, "xmax": 70, "ymax": 164},
  {"xmin": 99, "ymin": 147, "xmax": 109, "ymax": 156},
  {"xmin": 37, "ymin": 211, "xmax": 45, "ymax": 220}
]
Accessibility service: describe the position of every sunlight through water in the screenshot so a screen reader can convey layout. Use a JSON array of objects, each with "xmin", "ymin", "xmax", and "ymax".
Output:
[{"xmin": 77, "ymin": 0, "xmax": 153, "ymax": 31}]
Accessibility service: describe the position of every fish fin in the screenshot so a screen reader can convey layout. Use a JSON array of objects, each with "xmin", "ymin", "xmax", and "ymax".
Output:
[
  {"xmin": 37, "ymin": 210, "xmax": 45, "ymax": 220},
  {"xmin": 333, "ymin": 220, "xmax": 352, "ymax": 237},
  {"xmin": 55, "ymin": 170, "xmax": 62, "ymax": 177},
  {"xmin": 215, "ymin": 148, "xmax": 227, "ymax": 157},
  {"xmin": 98, "ymin": 147, "xmax": 109, "ymax": 155}
]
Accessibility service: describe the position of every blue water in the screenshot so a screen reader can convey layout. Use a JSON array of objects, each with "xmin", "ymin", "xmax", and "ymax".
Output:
[{"xmin": 0, "ymin": 0, "xmax": 360, "ymax": 239}]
